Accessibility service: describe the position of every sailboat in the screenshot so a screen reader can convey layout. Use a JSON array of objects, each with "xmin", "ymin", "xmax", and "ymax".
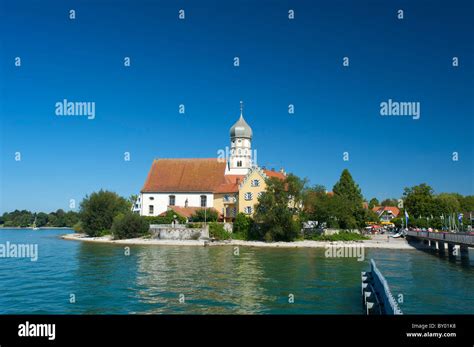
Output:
[{"xmin": 32, "ymin": 217, "xmax": 39, "ymax": 230}]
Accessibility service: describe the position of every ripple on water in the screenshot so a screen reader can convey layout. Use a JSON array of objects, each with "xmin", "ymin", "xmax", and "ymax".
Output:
[{"xmin": 0, "ymin": 229, "xmax": 473, "ymax": 314}]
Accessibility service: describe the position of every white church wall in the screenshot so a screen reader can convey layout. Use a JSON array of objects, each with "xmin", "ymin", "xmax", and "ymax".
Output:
[{"xmin": 140, "ymin": 192, "xmax": 214, "ymax": 216}]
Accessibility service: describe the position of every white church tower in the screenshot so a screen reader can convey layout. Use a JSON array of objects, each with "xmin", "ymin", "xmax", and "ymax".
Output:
[{"xmin": 225, "ymin": 101, "xmax": 253, "ymax": 175}]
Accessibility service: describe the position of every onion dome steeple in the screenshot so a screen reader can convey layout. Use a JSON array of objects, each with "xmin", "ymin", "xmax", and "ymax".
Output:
[{"xmin": 230, "ymin": 101, "xmax": 253, "ymax": 139}]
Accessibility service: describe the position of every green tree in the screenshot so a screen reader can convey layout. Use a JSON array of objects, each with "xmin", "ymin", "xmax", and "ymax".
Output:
[
  {"xmin": 368, "ymin": 198, "xmax": 379, "ymax": 209},
  {"xmin": 64, "ymin": 211, "xmax": 80, "ymax": 226},
  {"xmin": 358, "ymin": 208, "xmax": 380, "ymax": 224},
  {"xmin": 233, "ymin": 213, "xmax": 253, "ymax": 239},
  {"xmin": 459, "ymin": 195, "xmax": 474, "ymax": 212},
  {"xmin": 35, "ymin": 212, "xmax": 49, "ymax": 227},
  {"xmin": 286, "ymin": 174, "xmax": 308, "ymax": 214},
  {"xmin": 79, "ymin": 190, "xmax": 131, "ymax": 237},
  {"xmin": 47, "ymin": 213, "xmax": 57, "ymax": 227},
  {"xmin": 332, "ymin": 169, "xmax": 367, "ymax": 228},
  {"xmin": 305, "ymin": 186, "xmax": 360, "ymax": 229},
  {"xmin": 381, "ymin": 198, "xmax": 398, "ymax": 206},
  {"xmin": 254, "ymin": 177, "xmax": 301, "ymax": 241},
  {"xmin": 190, "ymin": 208, "xmax": 218, "ymax": 222},
  {"xmin": 435, "ymin": 193, "xmax": 461, "ymax": 215},
  {"xmin": 403, "ymin": 184, "xmax": 435, "ymax": 218},
  {"xmin": 52, "ymin": 209, "xmax": 67, "ymax": 227},
  {"xmin": 15, "ymin": 210, "xmax": 34, "ymax": 227},
  {"xmin": 111, "ymin": 213, "xmax": 150, "ymax": 240},
  {"xmin": 333, "ymin": 169, "xmax": 363, "ymax": 208}
]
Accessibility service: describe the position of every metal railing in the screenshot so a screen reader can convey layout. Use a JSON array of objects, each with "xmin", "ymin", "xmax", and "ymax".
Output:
[
  {"xmin": 370, "ymin": 259, "xmax": 403, "ymax": 315},
  {"xmin": 407, "ymin": 230, "xmax": 474, "ymax": 246}
]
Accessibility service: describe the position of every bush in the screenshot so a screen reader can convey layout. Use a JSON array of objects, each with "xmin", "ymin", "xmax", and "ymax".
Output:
[
  {"xmin": 209, "ymin": 222, "xmax": 231, "ymax": 240},
  {"xmin": 190, "ymin": 208, "xmax": 218, "ymax": 222},
  {"xmin": 310, "ymin": 231, "xmax": 369, "ymax": 241},
  {"xmin": 144, "ymin": 210, "xmax": 186, "ymax": 225},
  {"xmin": 233, "ymin": 213, "xmax": 253, "ymax": 239},
  {"xmin": 73, "ymin": 221, "xmax": 83, "ymax": 233},
  {"xmin": 186, "ymin": 222, "xmax": 204, "ymax": 229},
  {"xmin": 112, "ymin": 213, "xmax": 150, "ymax": 240},
  {"xmin": 80, "ymin": 190, "xmax": 131, "ymax": 237}
]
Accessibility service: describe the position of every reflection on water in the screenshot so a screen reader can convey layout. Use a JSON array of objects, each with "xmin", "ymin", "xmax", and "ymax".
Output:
[
  {"xmin": 134, "ymin": 247, "xmax": 267, "ymax": 313},
  {"xmin": 0, "ymin": 229, "xmax": 473, "ymax": 314}
]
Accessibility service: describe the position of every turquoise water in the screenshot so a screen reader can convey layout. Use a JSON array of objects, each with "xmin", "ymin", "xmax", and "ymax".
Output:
[{"xmin": 0, "ymin": 229, "xmax": 473, "ymax": 314}]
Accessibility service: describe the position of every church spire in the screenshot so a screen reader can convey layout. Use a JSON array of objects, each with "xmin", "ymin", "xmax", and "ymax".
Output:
[
  {"xmin": 226, "ymin": 101, "xmax": 253, "ymax": 175},
  {"xmin": 229, "ymin": 102, "xmax": 252, "ymax": 139}
]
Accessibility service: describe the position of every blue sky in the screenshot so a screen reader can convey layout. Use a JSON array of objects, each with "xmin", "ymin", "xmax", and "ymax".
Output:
[{"xmin": 1, "ymin": 0, "xmax": 473, "ymax": 212}]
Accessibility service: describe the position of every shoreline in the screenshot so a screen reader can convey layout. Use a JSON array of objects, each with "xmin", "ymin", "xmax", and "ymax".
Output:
[{"xmin": 61, "ymin": 233, "xmax": 416, "ymax": 249}]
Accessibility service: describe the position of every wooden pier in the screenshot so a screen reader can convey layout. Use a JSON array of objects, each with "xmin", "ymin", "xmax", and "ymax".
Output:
[
  {"xmin": 361, "ymin": 259, "xmax": 403, "ymax": 315},
  {"xmin": 406, "ymin": 230, "xmax": 473, "ymax": 260}
]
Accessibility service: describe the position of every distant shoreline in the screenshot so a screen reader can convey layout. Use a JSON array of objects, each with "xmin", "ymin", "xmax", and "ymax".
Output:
[{"xmin": 61, "ymin": 233, "xmax": 416, "ymax": 249}]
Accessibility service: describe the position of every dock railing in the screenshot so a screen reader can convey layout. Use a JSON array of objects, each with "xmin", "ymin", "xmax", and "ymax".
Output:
[
  {"xmin": 406, "ymin": 230, "xmax": 474, "ymax": 246},
  {"xmin": 362, "ymin": 259, "xmax": 403, "ymax": 315}
]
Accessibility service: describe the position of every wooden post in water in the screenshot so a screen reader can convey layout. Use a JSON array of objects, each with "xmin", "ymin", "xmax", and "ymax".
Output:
[
  {"xmin": 460, "ymin": 245, "xmax": 469, "ymax": 260},
  {"xmin": 438, "ymin": 241, "xmax": 446, "ymax": 255}
]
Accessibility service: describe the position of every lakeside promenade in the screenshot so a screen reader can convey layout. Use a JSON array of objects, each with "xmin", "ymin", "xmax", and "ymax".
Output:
[{"xmin": 62, "ymin": 233, "xmax": 414, "ymax": 249}]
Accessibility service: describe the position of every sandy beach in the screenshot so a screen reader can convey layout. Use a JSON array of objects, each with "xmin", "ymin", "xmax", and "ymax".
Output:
[{"xmin": 61, "ymin": 233, "xmax": 415, "ymax": 249}]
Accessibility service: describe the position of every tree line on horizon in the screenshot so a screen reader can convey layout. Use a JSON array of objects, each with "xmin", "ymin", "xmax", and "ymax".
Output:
[
  {"xmin": 0, "ymin": 209, "xmax": 79, "ymax": 228},
  {"xmin": 1, "ymin": 169, "xmax": 473, "ymax": 240}
]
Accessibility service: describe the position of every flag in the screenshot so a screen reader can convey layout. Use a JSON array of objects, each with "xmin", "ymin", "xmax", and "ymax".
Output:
[
  {"xmin": 404, "ymin": 210, "xmax": 409, "ymax": 228},
  {"xmin": 458, "ymin": 213, "xmax": 463, "ymax": 223}
]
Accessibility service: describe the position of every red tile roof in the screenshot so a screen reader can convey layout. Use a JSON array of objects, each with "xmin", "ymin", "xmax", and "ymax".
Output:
[
  {"xmin": 214, "ymin": 175, "xmax": 245, "ymax": 193},
  {"xmin": 372, "ymin": 206, "xmax": 400, "ymax": 217},
  {"xmin": 263, "ymin": 169, "xmax": 286, "ymax": 180},
  {"xmin": 141, "ymin": 158, "xmax": 228, "ymax": 193},
  {"xmin": 141, "ymin": 159, "xmax": 287, "ymax": 194}
]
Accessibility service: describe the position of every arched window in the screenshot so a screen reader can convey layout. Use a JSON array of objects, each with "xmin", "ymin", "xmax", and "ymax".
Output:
[
  {"xmin": 244, "ymin": 206, "xmax": 253, "ymax": 215},
  {"xmin": 200, "ymin": 195, "xmax": 207, "ymax": 207},
  {"xmin": 169, "ymin": 195, "xmax": 175, "ymax": 206},
  {"xmin": 251, "ymin": 179, "xmax": 260, "ymax": 187},
  {"xmin": 244, "ymin": 192, "xmax": 253, "ymax": 201},
  {"xmin": 237, "ymin": 161, "xmax": 242, "ymax": 167}
]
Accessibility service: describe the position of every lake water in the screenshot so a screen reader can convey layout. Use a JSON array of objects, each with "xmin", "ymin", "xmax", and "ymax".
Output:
[{"xmin": 0, "ymin": 229, "xmax": 473, "ymax": 314}]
